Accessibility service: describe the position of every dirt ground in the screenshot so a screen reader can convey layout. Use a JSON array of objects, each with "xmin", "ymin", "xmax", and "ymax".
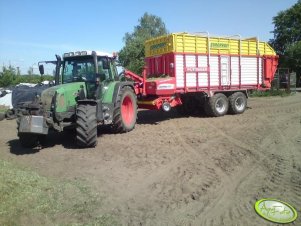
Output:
[{"xmin": 1, "ymin": 93, "xmax": 301, "ymax": 226}]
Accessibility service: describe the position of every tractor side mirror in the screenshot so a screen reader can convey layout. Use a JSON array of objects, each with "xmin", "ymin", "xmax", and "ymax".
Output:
[{"xmin": 39, "ymin": 65, "xmax": 44, "ymax": 75}]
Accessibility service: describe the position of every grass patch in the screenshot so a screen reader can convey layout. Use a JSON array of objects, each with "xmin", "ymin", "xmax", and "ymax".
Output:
[
  {"xmin": 0, "ymin": 105, "xmax": 9, "ymax": 113},
  {"xmin": 249, "ymin": 89, "xmax": 291, "ymax": 97},
  {"xmin": 0, "ymin": 160, "xmax": 119, "ymax": 226}
]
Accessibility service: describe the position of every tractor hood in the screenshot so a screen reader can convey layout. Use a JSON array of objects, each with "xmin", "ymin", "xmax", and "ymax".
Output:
[{"xmin": 41, "ymin": 82, "xmax": 85, "ymax": 113}]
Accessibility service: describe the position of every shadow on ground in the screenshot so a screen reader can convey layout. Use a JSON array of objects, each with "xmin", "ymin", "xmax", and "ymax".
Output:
[
  {"xmin": 7, "ymin": 130, "xmax": 81, "ymax": 155},
  {"xmin": 8, "ymin": 109, "xmax": 207, "ymax": 155}
]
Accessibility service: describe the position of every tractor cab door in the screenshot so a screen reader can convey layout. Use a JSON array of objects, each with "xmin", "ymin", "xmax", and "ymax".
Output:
[{"xmin": 94, "ymin": 57, "xmax": 118, "ymax": 99}]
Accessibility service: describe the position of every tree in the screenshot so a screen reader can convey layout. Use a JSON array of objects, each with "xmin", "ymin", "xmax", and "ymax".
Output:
[
  {"xmin": 270, "ymin": 0, "xmax": 301, "ymax": 55},
  {"xmin": 270, "ymin": 1, "xmax": 301, "ymax": 86},
  {"xmin": 283, "ymin": 41, "xmax": 301, "ymax": 72},
  {"xmin": 0, "ymin": 66, "xmax": 15, "ymax": 87},
  {"xmin": 119, "ymin": 13, "xmax": 168, "ymax": 74},
  {"xmin": 270, "ymin": 1, "xmax": 301, "ymax": 53}
]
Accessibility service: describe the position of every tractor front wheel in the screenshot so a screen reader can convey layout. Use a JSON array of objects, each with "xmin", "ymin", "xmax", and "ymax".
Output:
[
  {"xmin": 112, "ymin": 86, "xmax": 137, "ymax": 133},
  {"xmin": 76, "ymin": 104, "xmax": 97, "ymax": 148}
]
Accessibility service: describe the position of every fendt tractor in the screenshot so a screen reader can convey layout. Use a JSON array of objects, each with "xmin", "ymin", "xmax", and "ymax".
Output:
[
  {"xmin": 17, "ymin": 51, "xmax": 137, "ymax": 148},
  {"xmin": 17, "ymin": 33, "xmax": 278, "ymax": 148}
]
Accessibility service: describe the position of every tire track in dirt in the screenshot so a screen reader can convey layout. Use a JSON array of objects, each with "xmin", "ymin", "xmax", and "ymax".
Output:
[
  {"xmin": 165, "ymin": 120, "xmax": 265, "ymax": 226},
  {"xmin": 257, "ymin": 114, "xmax": 301, "ymax": 217},
  {"xmin": 196, "ymin": 120, "xmax": 265, "ymax": 226},
  {"xmin": 109, "ymin": 120, "xmax": 224, "ymax": 225},
  {"xmin": 196, "ymin": 99, "xmax": 301, "ymax": 226}
]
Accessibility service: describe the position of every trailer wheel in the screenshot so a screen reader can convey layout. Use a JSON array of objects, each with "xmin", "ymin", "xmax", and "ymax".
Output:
[
  {"xmin": 228, "ymin": 92, "xmax": 247, "ymax": 114},
  {"xmin": 112, "ymin": 86, "xmax": 137, "ymax": 133},
  {"xmin": 205, "ymin": 93, "xmax": 229, "ymax": 117},
  {"xmin": 76, "ymin": 104, "xmax": 97, "ymax": 148}
]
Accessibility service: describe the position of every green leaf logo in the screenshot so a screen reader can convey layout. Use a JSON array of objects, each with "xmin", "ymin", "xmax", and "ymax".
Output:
[{"xmin": 255, "ymin": 199, "xmax": 298, "ymax": 223}]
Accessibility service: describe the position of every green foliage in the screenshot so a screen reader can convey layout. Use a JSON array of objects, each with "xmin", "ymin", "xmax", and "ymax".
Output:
[
  {"xmin": 270, "ymin": 1, "xmax": 301, "ymax": 75},
  {"xmin": 249, "ymin": 89, "xmax": 291, "ymax": 97},
  {"xmin": 0, "ymin": 65, "xmax": 54, "ymax": 87},
  {"xmin": 270, "ymin": 0, "xmax": 301, "ymax": 55},
  {"xmin": 0, "ymin": 66, "xmax": 15, "ymax": 87},
  {"xmin": 283, "ymin": 41, "xmax": 301, "ymax": 75},
  {"xmin": 118, "ymin": 13, "xmax": 168, "ymax": 74}
]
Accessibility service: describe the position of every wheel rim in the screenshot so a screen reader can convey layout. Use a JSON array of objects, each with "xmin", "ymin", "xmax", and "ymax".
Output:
[
  {"xmin": 235, "ymin": 97, "xmax": 245, "ymax": 111},
  {"xmin": 215, "ymin": 98, "xmax": 226, "ymax": 113},
  {"xmin": 121, "ymin": 95, "xmax": 134, "ymax": 126}
]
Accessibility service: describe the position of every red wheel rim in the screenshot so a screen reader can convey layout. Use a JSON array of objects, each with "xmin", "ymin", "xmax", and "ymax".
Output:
[{"xmin": 121, "ymin": 95, "xmax": 134, "ymax": 126}]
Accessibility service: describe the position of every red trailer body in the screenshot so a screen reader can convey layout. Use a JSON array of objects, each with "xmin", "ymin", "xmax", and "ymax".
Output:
[{"xmin": 126, "ymin": 33, "xmax": 278, "ymax": 116}]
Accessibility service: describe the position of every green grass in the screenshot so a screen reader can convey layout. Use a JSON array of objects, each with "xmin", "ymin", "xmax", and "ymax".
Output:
[
  {"xmin": 0, "ymin": 105, "xmax": 9, "ymax": 113},
  {"xmin": 249, "ymin": 89, "xmax": 291, "ymax": 97},
  {"xmin": 0, "ymin": 160, "xmax": 119, "ymax": 226}
]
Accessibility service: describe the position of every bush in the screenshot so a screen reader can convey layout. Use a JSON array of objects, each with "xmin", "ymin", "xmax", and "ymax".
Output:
[
  {"xmin": 0, "ymin": 66, "xmax": 54, "ymax": 87},
  {"xmin": 249, "ymin": 89, "xmax": 291, "ymax": 97}
]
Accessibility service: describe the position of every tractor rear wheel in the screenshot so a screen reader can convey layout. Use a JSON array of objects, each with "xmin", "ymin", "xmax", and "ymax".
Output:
[
  {"xmin": 76, "ymin": 104, "xmax": 97, "ymax": 148},
  {"xmin": 205, "ymin": 93, "xmax": 229, "ymax": 117},
  {"xmin": 112, "ymin": 86, "xmax": 137, "ymax": 133},
  {"xmin": 228, "ymin": 92, "xmax": 247, "ymax": 114}
]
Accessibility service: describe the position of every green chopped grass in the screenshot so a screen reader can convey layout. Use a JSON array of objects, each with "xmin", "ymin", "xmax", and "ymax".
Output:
[{"xmin": 0, "ymin": 160, "xmax": 119, "ymax": 226}]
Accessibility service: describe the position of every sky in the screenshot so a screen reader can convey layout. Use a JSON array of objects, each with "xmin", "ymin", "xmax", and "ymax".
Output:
[{"xmin": 0, "ymin": 0, "xmax": 298, "ymax": 74}]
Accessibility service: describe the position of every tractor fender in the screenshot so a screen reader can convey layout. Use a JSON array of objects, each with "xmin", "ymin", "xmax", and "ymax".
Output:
[
  {"xmin": 112, "ymin": 82, "xmax": 135, "ymax": 105},
  {"xmin": 77, "ymin": 99, "xmax": 98, "ymax": 106}
]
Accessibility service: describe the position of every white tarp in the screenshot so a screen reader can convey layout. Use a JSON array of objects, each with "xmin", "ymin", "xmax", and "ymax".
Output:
[{"xmin": 0, "ymin": 90, "xmax": 13, "ymax": 109}]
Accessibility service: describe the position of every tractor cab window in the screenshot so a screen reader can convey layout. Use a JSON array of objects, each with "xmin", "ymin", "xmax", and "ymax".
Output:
[
  {"xmin": 62, "ymin": 57, "xmax": 95, "ymax": 83},
  {"xmin": 62, "ymin": 56, "xmax": 115, "ymax": 84},
  {"xmin": 97, "ymin": 57, "xmax": 117, "ymax": 82},
  {"xmin": 97, "ymin": 58, "xmax": 110, "ymax": 81}
]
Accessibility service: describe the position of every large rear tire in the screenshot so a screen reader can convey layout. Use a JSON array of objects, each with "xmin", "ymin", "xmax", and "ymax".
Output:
[
  {"xmin": 76, "ymin": 104, "xmax": 97, "ymax": 148},
  {"xmin": 228, "ymin": 92, "xmax": 247, "ymax": 114},
  {"xmin": 112, "ymin": 86, "xmax": 137, "ymax": 133},
  {"xmin": 205, "ymin": 93, "xmax": 229, "ymax": 117}
]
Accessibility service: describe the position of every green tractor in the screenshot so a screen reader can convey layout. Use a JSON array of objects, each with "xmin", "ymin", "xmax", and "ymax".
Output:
[{"xmin": 17, "ymin": 51, "xmax": 137, "ymax": 148}]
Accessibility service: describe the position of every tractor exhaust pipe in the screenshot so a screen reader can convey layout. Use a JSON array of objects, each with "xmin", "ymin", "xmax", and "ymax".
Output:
[{"xmin": 55, "ymin": 54, "xmax": 61, "ymax": 85}]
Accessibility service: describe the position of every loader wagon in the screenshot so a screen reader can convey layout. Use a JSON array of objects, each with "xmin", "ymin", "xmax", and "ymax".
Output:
[{"xmin": 127, "ymin": 32, "xmax": 278, "ymax": 116}]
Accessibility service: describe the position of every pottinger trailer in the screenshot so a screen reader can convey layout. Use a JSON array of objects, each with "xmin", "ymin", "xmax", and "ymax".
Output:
[{"xmin": 127, "ymin": 32, "xmax": 278, "ymax": 116}]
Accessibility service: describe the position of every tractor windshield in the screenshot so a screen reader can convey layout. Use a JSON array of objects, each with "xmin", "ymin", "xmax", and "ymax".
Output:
[
  {"xmin": 62, "ymin": 57, "xmax": 95, "ymax": 83},
  {"xmin": 62, "ymin": 56, "xmax": 114, "ymax": 84}
]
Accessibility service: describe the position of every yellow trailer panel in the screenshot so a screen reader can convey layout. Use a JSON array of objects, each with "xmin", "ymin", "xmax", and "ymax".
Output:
[{"xmin": 145, "ymin": 33, "xmax": 276, "ymax": 57}]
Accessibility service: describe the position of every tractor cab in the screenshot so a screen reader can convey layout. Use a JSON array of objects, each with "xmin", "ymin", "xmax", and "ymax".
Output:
[{"xmin": 61, "ymin": 51, "xmax": 118, "ymax": 99}]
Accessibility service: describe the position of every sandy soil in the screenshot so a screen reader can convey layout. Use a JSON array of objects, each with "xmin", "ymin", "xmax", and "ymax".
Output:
[{"xmin": 1, "ymin": 93, "xmax": 301, "ymax": 226}]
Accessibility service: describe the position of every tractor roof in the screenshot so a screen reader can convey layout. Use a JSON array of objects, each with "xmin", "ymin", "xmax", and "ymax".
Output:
[{"xmin": 63, "ymin": 50, "xmax": 113, "ymax": 59}]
